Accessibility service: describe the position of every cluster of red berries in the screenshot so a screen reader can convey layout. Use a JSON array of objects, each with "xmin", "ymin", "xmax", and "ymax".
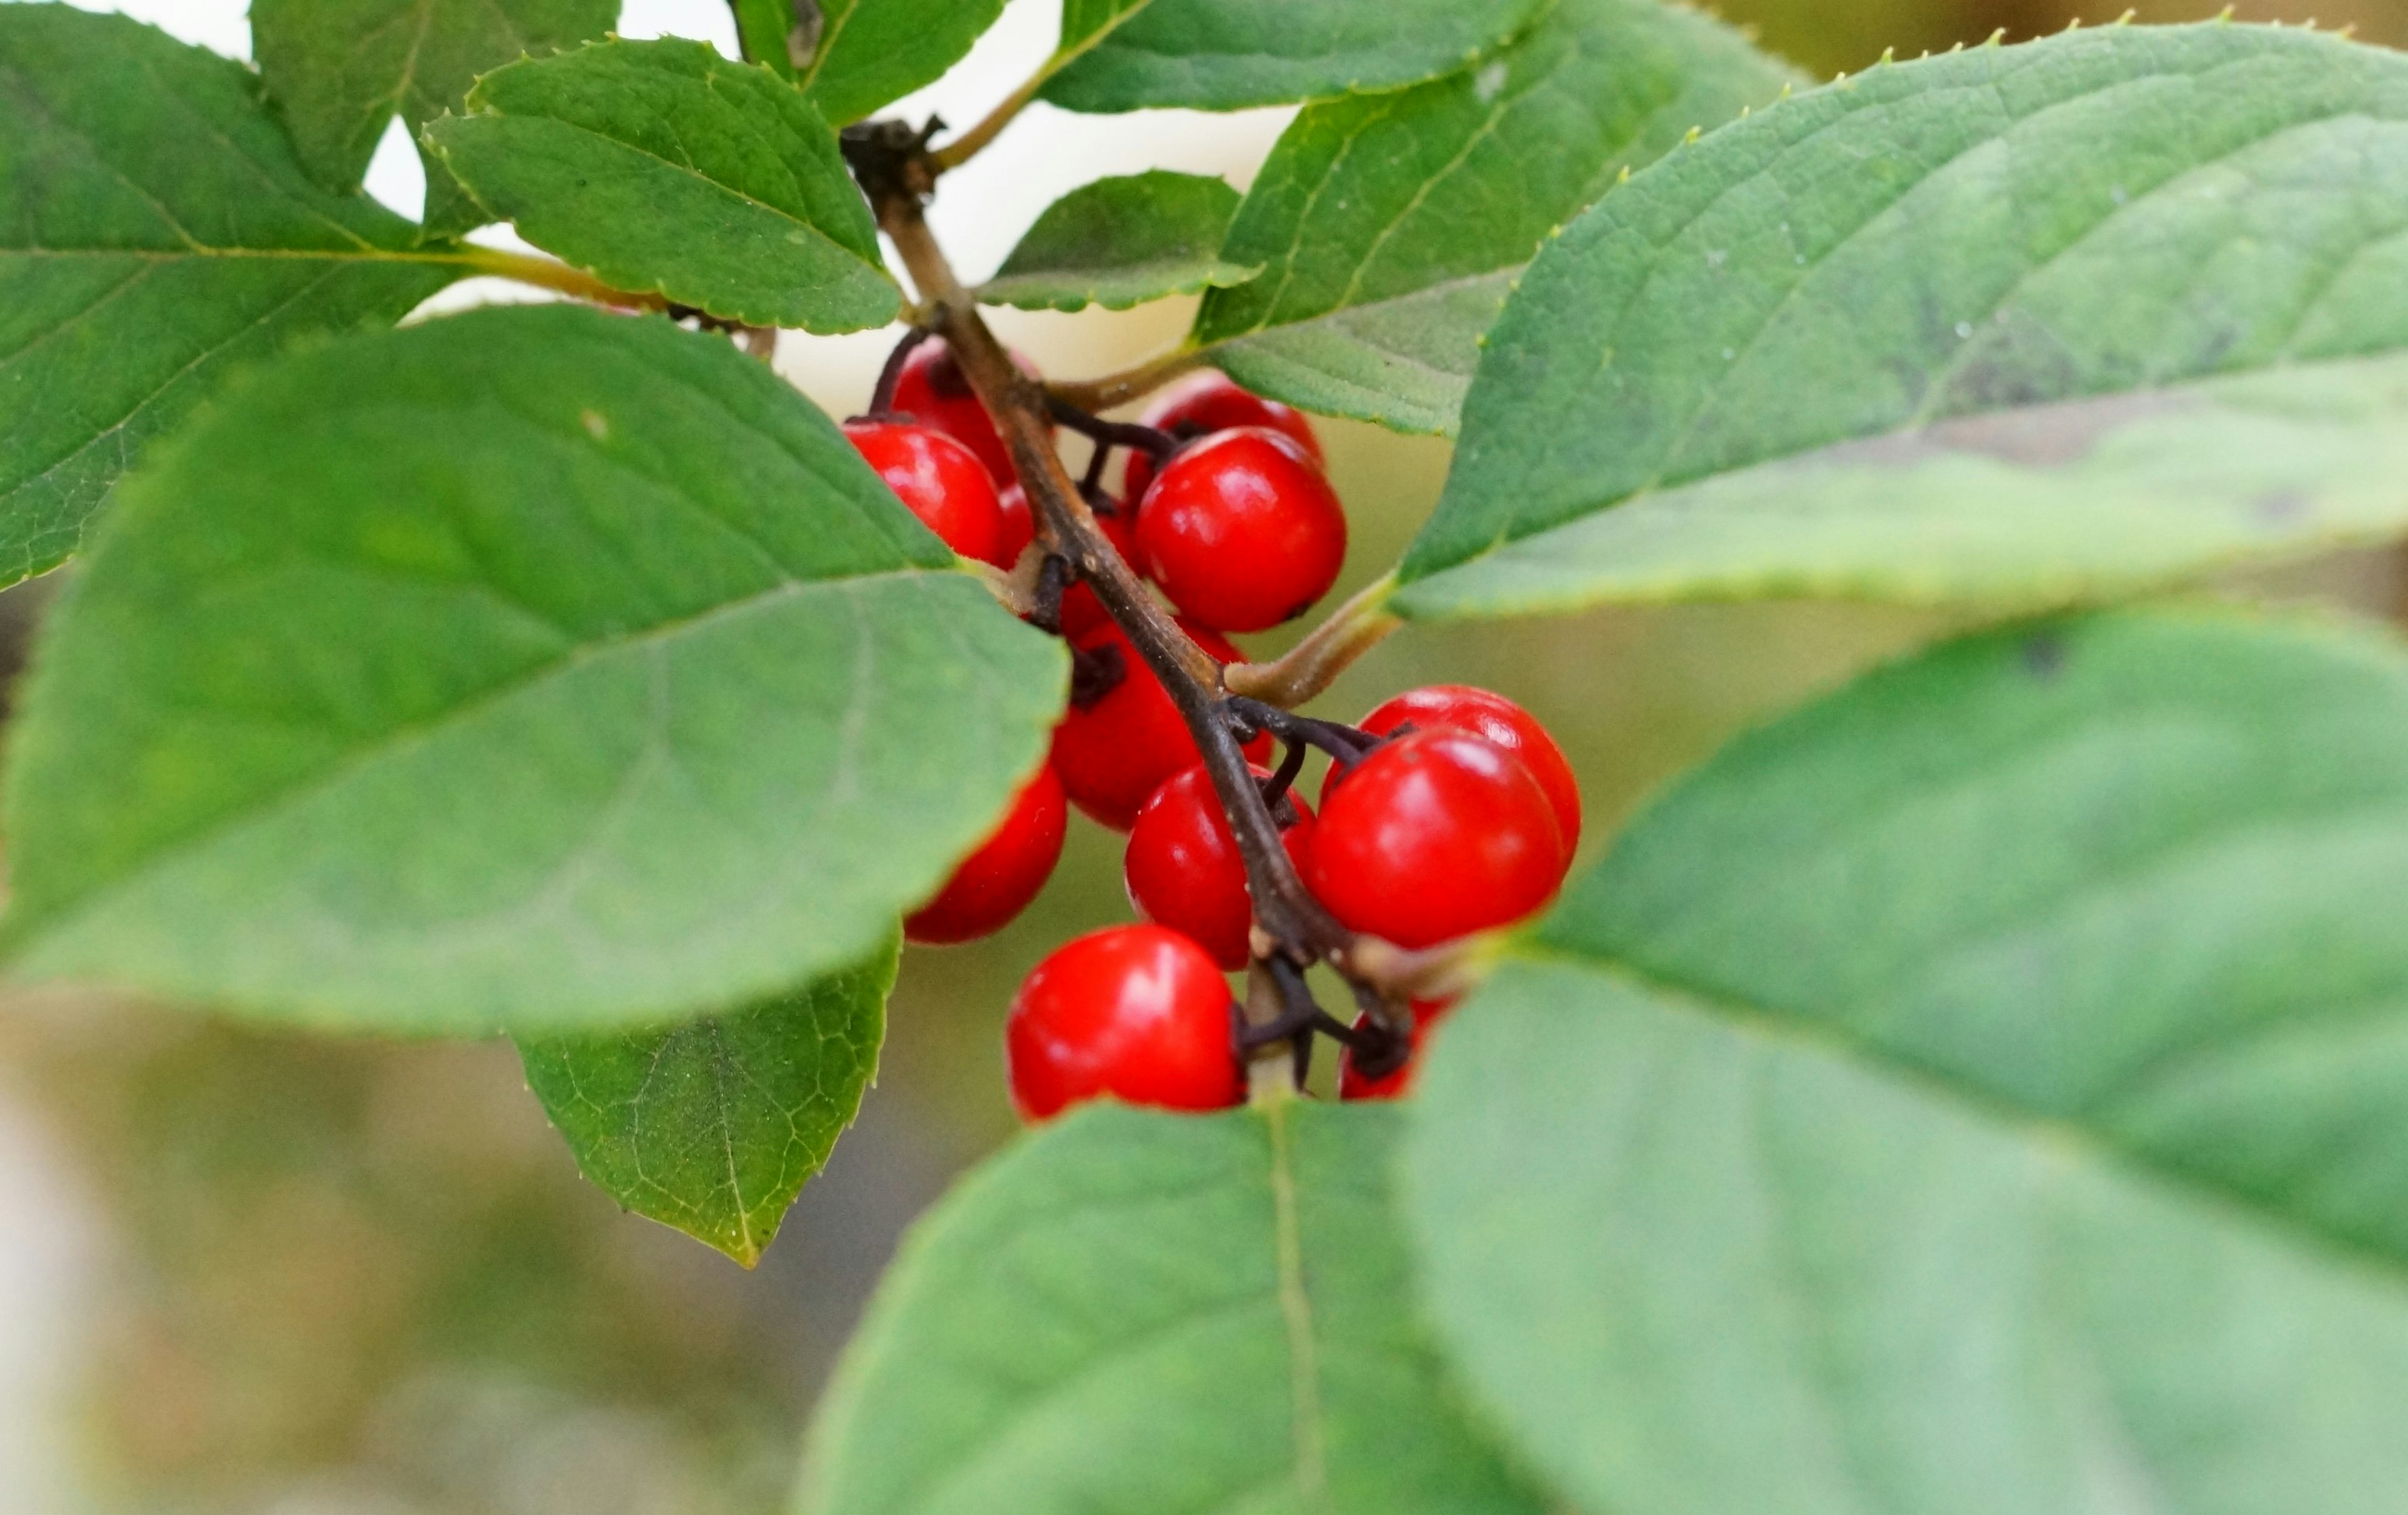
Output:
[{"xmin": 846, "ymin": 344, "xmax": 1578, "ymax": 1123}]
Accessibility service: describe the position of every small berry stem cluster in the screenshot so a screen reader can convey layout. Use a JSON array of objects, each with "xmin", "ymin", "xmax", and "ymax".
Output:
[{"xmin": 840, "ymin": 124, "xmax": 1581, "ymax": 1118}]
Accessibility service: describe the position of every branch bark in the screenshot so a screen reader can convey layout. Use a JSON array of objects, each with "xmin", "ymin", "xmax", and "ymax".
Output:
[{"xmin": 847, "ymin": 130, "xmax": 1384, "ymax": 1055}]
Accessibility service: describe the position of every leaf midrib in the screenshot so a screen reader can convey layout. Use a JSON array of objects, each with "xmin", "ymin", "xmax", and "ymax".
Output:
[
  {"xmin": 1513, "ymin": 939, "xmax": 2408, "ymax": 1299},
  {"xmin": 9, "ymin": 563, "xmax": 939, "ymax": 951}
]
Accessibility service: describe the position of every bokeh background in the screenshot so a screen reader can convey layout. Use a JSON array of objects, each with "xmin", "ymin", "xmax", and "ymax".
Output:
[{"xmin": 4, "ymin": 1, "xmax": 2404, "ymax": 1511}]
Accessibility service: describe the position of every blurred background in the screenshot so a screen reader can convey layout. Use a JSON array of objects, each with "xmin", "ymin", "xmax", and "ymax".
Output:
[{"xmin": 4, "ymin": 0, "xmax": 2404, "ymax": 1511}]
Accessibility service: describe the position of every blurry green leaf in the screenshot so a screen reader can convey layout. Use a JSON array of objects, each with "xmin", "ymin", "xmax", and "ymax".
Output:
[
  {"xmin": 251, "ymin": 0, "xmax": 618, "ymax": 234},
  {"xmin": 0, "ymin": 5, "xmax": 472, "ymax": 589},
  {"xmin": 1400, "ymin": 24, "xmax": 2408, "ymax": 613},
  {"xmin": 731, "ymin": 0, "xmax": 815, "ymax": 80},
  {"xmin": 1408, "ymin": 608, "xmax": 2408, "ymax": 1515},
  {"xmin": 424, "ymin": 39, "xmax": 897, "ymax": 331},
  {"xmin": 3, "ymin": 305, "xmax": 1066, "ymax": 1037},
  {"xmin": 805, "ymin": 1100, "xmax": 1543, "ymax": 1515},
  {"xmin": 520, "ymin": 939, "xmax": 895, "ymax": 1265},
  {"xmin": 1039, "ymin": 0, "xmax": 1547, "ymax": 114},
  {"xmin": 1196, "ymin": 0, "xmax": 1798, "ymax": 434},
  {"xmin": 800, "ymin": 0, "xmax": 1008, "ymax": 127},
  {"xmin": 977, "ymin": 172, "xmax": 1257, "ymax": 313}
]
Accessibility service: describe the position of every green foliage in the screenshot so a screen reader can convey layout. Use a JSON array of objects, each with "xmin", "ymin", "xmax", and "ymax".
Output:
[
  {"xmin": 1400, "ymin": 23, "xmax": 2408, "ymax": 613},
  {"xmin": 1407, "ymin": 608, "xmax": 2408, "ymax": 1514},
  {"xmin": 520, "ymin": 939, "xmax": 895, "ymax": 1265},
  {"xmin": 1391, "ymin": 351, "xmax": 2408, "ymax": 615},
  {"xmin": 0, "ymin": 4, "xmax": 469, "ymax": 591},
  {"xmin": 1196, "ymin": 0, "xmax": 1799, "ymax": 434},
  {"xmin": 424, "ymin": 39, "xmax": 898, "ymax": 332},
  {"xmin": 803, "ymin": 1098, "xmax": 1543, "ymax": 1515},
  {"xmin": 250, "ymin": 0, "xmax": 618, "ymax": 235},
  {"xmin": 1040, "ymin": 0, "xmax": 1548, "ymax": 114},
  {"xmin": 977, "ymin": 171, "xmax": 1258, "ymax": 312},
  {"xmin": 2, "ymin": 305, "xmax": 1065, "ymax": 1037},
  {"xmin": 800, "ymin": 0, "xmax": 1010, "ymax": 127},
  {"xmin": 731, "ymin": 0, "xmax": 813, "ymax": 79}
]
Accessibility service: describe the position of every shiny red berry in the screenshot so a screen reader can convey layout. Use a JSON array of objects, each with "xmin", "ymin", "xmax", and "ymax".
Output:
[
  {"xmin": 1306, "ymin": 731, "xmax": 1567, "ymax": 948},
  {"xmin": 890, "ymin": 339, "xmax": 1045, "ymax": 486},
  {"xmin": 1056, "ymin": 502, "xmax": 1138, "ymax": 641},
  {"xmin": 1339, "ymin": 998, "xmax": 1457, "ymax": 1102},
  {"xmin": 1124, "ymin": 765, "xmax": 1316, "ymax": 970},
  {"xmin": 843, "ymin": 420, "xmax": 1013, "ymax": 568},
  {"xmin": 1124, "ymin": 372, "xmax": 1324, "ymax": 503},
  {"xmin": 1050, "ymin": 620, "xmax": 1271, "ymax": 830},
  {"xmin": 993, "ymin": 483, "xmax": 1036, "ymax": 569},
  {"xmin": 1134, "ymin": 428, "xmax": 1346, "ymax": 632},
  {"xmin": 1353, "ymin": 685, "xmax": 1582, "ymax": 851},
  {"xmin": 1005, "ymin": 924, "xmax": 1243, "ymax": 1121},
  {"xmin": 904, "ymin": 766, "xmax": 1067, "ymax": 946}
]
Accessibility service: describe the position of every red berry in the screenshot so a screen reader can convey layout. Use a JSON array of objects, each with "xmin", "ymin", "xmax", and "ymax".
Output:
[
  {"xmin": 1005, "ymin": 924, "xmax": 1243, "ymax": 1121},
  {"xmin": 1124, "ymin": 372, "xmax": 1324, "ymax": 503},
  {"xmin": 1306, "ymin": 731, "xmax": 1566, "ymax": 948},
  {"xmin": 1353, "ymin": 685, "xmax": 1582, "ymax": 851},
  {"xmin": 890, "ymin": 339, "xmax": 1045, "ymax": 486},
  {"xmin": 1339, "ymin": 998, "xmax": 1457, "ymax": 1102},
  {"xmin": 844, "ymin": 420, "xmax": 1013, "ymax": 568},
  {"xmin": 1134, "ymin": 428, "xmax": 1346, "ymax": 632},
  {"xmin": 1124, "ymin": 765, "xmax": 1316, "ymax": 971},
  {"xmin": 994, "ymin": 483, "xmax": 1035, "ymax": 569},
  {"xmin": 1050, "ymin": 620, "xmax": 1272, "ymax": 830},
  {"xmin": 904, "ymin": 766, "xmax": 1067, "ymax": 946},
  {"xmin": 1056, "ymin": 502, "xmax": 1138, "ymax": 640}
]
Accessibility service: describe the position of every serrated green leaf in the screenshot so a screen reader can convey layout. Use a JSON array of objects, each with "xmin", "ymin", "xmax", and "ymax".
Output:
[
  {"xmin": 423, "ymin": 38, "xmax": 897, "ymax": 332},
  {"xmin": 731, "ymin": 0, "xmax": 814, "ymax": 80},
  {"xmin": 1407, "ymin": 608, "xmax": 2408, "ymax": 1515},
  {"xmin": 519, "ymin": 938, "xmax": 894, "ymax": 1265},
  {"xmin": 1399, "ymin": 24, "xmax": 2408, "ymax": 615},
  {"xmin": 800, "ymin": 0, "xmax": 1008, "ymax": 127},
  {"xmin": 2, "ymin": 305, "xmax": 1066, "ymax": 1037},
  {"xmin": 0, "ymin": 4, "xmax": 476, "ymax": 590},
  {"xmin": 1194, "ymin": 0, "xmax": 1798, "ymax": 434},
  {"xmin": 251, "ymin": 0, "xmax": 617, "ymax": 235},
  {"xmin": 976, "ymin": 171, "xmax": 1257, "ymax": 313},
  {"xmin": 1038, "ymin": 0, "xmax": 1548, "ymax": 115},
  {"xmin": 1395, "ymin": 351, "xmax": 2408, "ymax": 615},
  {"xmin": 803, "ymin": 1099, "xmax": 1543, "ymax": 1515}
]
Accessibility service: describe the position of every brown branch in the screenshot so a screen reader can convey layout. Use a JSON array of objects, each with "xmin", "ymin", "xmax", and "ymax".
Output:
[
  {"xmin": 1047, "ymin": 348, "xmax": 1209, "ymax": 414},
  {"xmin": 1223, "ymin": 574, "xmax": 1403, "ymax": 708},
  {"xmin": 850, "ymin": 132, "xmax": 1385, "ymax": 1048}
]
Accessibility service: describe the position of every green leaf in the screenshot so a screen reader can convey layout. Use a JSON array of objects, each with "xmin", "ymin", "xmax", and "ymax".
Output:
[
  {"xmin": 1398, "ymin": 23, "xmax": 2408, "ymax": 615},
  {"xmin": 1406, "ymin": 608, "xmax": 2408, "ymax": 1515},
  {"xmin": 800, "ymin": 0, "xmax": 1009, "ymax": 128},
  {"xmin": 2, "ymin": 305, "xmax": 1066, "ymax": 1037},
  {"xmin": 519, "ymin": 938, "xmax": 894, "ymax": 1265},
  {"xmin": 976, "ymin": 172, "xmax": 1258, "ymax": 313},
  {"xmin": 731, "ymin": 0, "xmax": 814, "ymax": 80},
  {"xmin": 1038, "ymin": 0, "xmax": 1548, "ymax": 115},
  {"xmin": 1194, "ymin": 0, "xmax": 1799, "ymax": 434},
  {"xmin": 0, "ymin": 5, "xmax": 473, "ymax": 590},
  {"xmin": 423, "ymin": 39, "xmax": 898, "ymax": 332},
  {"xmin": 250, "ymin": 0, "xmax": 618, "ymax": 235},
  {"xmin": 804, "ymin": 1098, "xmax": 1543, "ymax": 1515}
]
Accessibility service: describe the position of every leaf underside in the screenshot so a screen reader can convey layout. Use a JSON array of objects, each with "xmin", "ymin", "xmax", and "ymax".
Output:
[
  {"xmin": 1402, "ymin": 23, "xmax": 2408, "ymax": 613},
  {"xmin": 804, "ymin": 1100, "xmax": 1543, "ymax": 1515},
  {"xmin": 519, "ymin": 939, "xmax": 896, "ymax": 1265},
  {"xmin": 1191, "ymin": 0, "xmax": 1800, "ymax": 434},
  {"xmin": 978, "ymin": 171, "xmax": 1258, "ymax": 312},
  {"xmin": 1409, "ymin": 607, "xmax": 2408, "ymax": 1515},
  {"xmin": 424, "ymin": 38, "xmax": 898, "ymax": 332},
  {"xmin": 0, "ymin": 5, "xmax": 466, "ymax": 590},
  {"xmin": 2, "ymin": 304, "xmax": 1065, "ymax": 1037}
]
